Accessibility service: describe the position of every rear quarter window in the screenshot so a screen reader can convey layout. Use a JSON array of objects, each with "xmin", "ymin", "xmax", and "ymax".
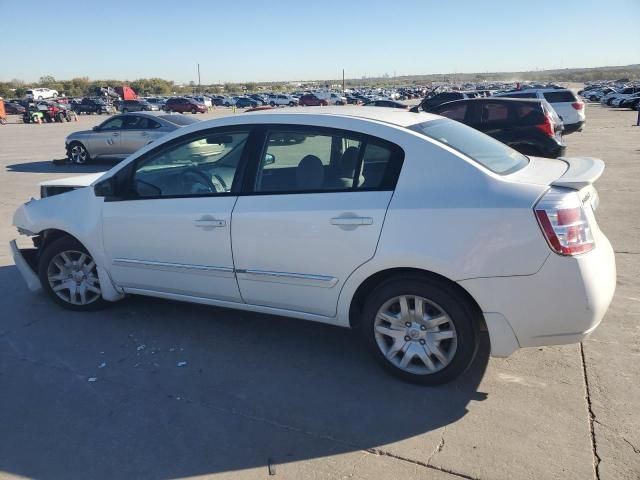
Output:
[
  {"xmin": 543, "ymin": 91, "xmax": 576, "ymax": 103},
  {"xmin": 409, "ymin": 119, "xmax": 529, "ymax": 175}
]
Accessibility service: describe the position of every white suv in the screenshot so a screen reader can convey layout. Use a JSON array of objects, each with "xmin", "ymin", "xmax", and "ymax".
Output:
[
  {"xmin": 25, "ymin": 88, "xmax": 59, "ymax": 100},
  {"xmin": 267, "ymin": 94, "xmax": 299, "ymax": 107},
  {"xmin": 495, "ymin": 88, "xmax": 585, "ymax": 134},
  {"xmin": 10, "ymin": 108, "xmax": 615, "ymax": 384}
]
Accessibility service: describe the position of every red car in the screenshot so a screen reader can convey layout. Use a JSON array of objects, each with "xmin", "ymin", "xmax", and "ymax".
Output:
[
  {"xmin": 164, "ymin": 97, "xmax": 207, "ymax": 114},
  {"xmin": 299, "ymin": 94, "xmax": 328, "ymax": 106}
]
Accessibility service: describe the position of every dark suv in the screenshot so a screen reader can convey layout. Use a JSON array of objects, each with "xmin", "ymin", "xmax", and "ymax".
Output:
[
  {"xmin": 413, "ymin": 91, "xmax": 480, "ymax": 111},
  {"xmin": 164, "ymin": 97, "xmax": 207, "ymax": 114},
  {"xmin": 429, "ymin": 98, "xmax": 566, "ymax": 158}
]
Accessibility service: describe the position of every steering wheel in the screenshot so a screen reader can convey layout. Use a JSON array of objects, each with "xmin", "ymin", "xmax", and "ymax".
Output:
[{"xmin": 179, "ymin": 168, "xmax": 217, "ymax": 194}]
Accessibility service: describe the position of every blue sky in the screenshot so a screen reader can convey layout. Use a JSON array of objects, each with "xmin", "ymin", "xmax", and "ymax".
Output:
[{"xmin": 1, "ymin": 0, "xmax": 638, "ymax": 83}]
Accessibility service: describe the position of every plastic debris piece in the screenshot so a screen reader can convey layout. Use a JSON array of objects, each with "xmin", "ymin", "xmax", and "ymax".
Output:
[
  {"xmin": 137, "ymin": 344, "xmax": 146, "ymax": 351},
  {"xmin": 98, "ymin": 362, "xmax": 107, "ymax": 369},
  {"xmin": 88, "ymin": 377, "xmax": 98, "ymax": 382},
  {"xmin": 177, "ymin": 361, "xmax": 187, "ymax": 367}
]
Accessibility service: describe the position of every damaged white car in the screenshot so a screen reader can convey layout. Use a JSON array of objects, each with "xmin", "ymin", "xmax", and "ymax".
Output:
[{"xmin": 11, "ymin": 108, "xmax": 616, "ymax": 384}]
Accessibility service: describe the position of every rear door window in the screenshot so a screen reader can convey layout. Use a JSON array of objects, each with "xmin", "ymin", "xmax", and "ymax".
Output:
[
  {"xmin": 435, "ymin": 102, "xmax": 468, "ymax": 121},
  {"xmin": 481, "ymin": 102, "xmax": 510, "ymax": 123},
  {"xmin": 542, "ymin": 91, "xmax": 576, "ymax": 103}
]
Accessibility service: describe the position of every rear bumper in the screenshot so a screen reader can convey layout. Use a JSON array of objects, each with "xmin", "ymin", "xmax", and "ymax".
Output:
[
  {"xmin": 460, "ymin": 232, "xmax": 616, "ymax": 356},
  {"xmin": 9, "ymin": 240, "xmax": 42, "ymax": 292},
  {"xmin": 563, "ymin": 120, "xmax": 585, "ymax": 134}
]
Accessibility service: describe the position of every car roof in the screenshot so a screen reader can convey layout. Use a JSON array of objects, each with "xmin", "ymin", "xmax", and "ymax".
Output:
[{"xmin": 239, "ymin": 106, "xmax": 439, "ymax": 127}]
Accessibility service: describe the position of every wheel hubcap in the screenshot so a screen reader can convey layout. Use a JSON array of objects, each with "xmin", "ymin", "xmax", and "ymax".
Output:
[
  {"xmin": 47, "ymin": 250, "xmax": 101, "ymax": 305},
  {"xmin": 374, "ymin": 295, "xmax": 457, "ymax": 375}
]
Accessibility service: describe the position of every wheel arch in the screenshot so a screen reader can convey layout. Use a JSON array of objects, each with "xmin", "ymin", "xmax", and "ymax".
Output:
[{"xmin": 347, "ymin": 267, "xmax": 484, "ymax": 330}]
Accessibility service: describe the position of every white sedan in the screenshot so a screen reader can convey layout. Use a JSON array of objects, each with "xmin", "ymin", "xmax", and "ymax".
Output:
[{"xmin": 10, "ymin": 107, "xmax": 616, "ymax": 384}]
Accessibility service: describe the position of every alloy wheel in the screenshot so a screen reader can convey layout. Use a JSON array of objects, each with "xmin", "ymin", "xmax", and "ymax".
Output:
[
  {"xmin": 374, "ymin": 295, "xmax": 457, "ymax": 375},
  {"xmin": 70, "ymin": 144, "xmax": 88, "ymax": 164},
  {"xmin": 47, "ymin": 250, "xmax": 101, "ymax": 305}
]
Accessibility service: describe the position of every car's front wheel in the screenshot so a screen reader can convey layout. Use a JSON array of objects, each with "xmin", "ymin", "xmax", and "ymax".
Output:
[
  {"xmin": 38, "ymin": 236, "xmax": 108, "ymax": 311},
  {"xmin": 68, "ymin": 141, "xmax": 90, "ymax": 164},
  {"xmin": 360, "ymin": 276, "xmax": 479, "ymax": 385}
]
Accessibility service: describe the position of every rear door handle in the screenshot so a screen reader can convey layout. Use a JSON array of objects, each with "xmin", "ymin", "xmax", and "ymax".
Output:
[
  {"xmin": 330, "ymin": 216, "xmax": 373, "ymax": 226},
  {"xmin": 194, "ymin": 216, "xmax": 226, "ymax": 229}
]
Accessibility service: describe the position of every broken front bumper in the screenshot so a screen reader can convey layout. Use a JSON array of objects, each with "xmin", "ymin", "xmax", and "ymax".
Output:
[{"xmin": 9, "ymin": 240, "xmax": 42, "ymax": 292}]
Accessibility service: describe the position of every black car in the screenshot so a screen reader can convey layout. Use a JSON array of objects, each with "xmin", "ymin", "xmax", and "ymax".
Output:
[
  {"xmin": 429, "ymin": 98, "xmax": 566, "ymax": 158},
  {"xmin": 362, "ymin": 100, "xmax": 408, "ymax": 109},
  {"xmin": 4, "ymin": 102, "xmax": 26, "ymax": 115},
  {"xmin": 72, "ymin": 98, "xmax": 109, "ymax": 115}
]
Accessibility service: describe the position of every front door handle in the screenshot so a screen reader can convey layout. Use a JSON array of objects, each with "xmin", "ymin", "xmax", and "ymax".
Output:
[
  {"xmin": 141, "ymin": 132, "xmax": 149, "ymax": 136},
  {"xmin": 330, "ymin": 216, "xmax": 373, "ymax": 226},
  {"xmin": 194, "ymin": 216, "xmax": 226, "ymax": 230},
  {"xmin": 111, "ymin": 132, "xmax": 119, "ymax": 136}
]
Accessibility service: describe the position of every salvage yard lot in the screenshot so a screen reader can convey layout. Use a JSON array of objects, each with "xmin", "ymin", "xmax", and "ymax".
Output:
[{"xmin": 0, "ymin": 106, "xmax": 638, "ymax": 479}]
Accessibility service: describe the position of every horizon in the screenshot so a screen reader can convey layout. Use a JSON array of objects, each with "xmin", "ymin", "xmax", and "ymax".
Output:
[{"xmin": 1, "ymin": 0, "xmax": 639, "ymax": 84}]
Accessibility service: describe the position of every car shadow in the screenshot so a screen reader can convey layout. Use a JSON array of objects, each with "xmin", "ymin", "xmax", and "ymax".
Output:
[
  {"xmin": 6, "ymin": 158, "xmax": 118, "ymax": 174},
  {"xmin": 0, "ymin": 264, "xmax": 489, "ymax": 479}
]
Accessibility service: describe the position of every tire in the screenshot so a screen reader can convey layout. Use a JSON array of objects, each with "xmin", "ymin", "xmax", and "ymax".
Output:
[
  {"xmin": 68, "ymin": 141, "xmax": 91, "ymax": 164},
  {"xmin": 122, "ymin": 108, "xmax": 128, "ymax": 113},
  {"xmin": 632, "ymin": 100, "xmax": 640, "ymax": 111},
  {"xmin": 360, "ymin": 276, "xmax": 479, "ymax": 385},
  {"xmin": 191, "ymin": 108, "xmax": 197, "ymax": 114},
  {"xmin": 38, "ymin": 236, "xmax": 108, "ymax": 311},
  {"xmin": 606, "ymin": 98, "xmax": 614, "ymax": 106},
  {"xmin": 269, "ymin": 102, "xmax": 276, "ymax": 107},
  {"xmin": 289, "ymin": 101, "xmax": 295, "ymax": 107},
  {"xmin": 589, "ymin": 96, "xmax": 597, "ymax": 102}
]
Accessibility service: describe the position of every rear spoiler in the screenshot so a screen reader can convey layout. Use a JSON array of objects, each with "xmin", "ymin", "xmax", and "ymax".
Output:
[{"xmin": 551, "ymin": 157, "xmax": 604, "ymax": 189}]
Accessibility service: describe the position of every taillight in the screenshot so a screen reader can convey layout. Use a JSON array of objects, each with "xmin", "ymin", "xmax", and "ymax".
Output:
[
  {"xmin": 536, "ymin": 114, "xmax": 555, "ymax": 137},
  {"xmin": 534, "ymin": 187, "xmax": 594, "ymax": 256},
  {"xmin": 572, "ymin": 102, "xmax": 584, "ymax": 110}
]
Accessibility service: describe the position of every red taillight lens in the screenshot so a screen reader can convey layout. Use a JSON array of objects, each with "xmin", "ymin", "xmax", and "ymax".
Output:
[
  {"xmin": 536, "ymin": 114, "xmax": 555, "ymax": 137},
  {"xmin": 534, "ymin": 188, "xmax": 594, "ymax": 256},
  {"xmin": 572, "ymin": 102, "xmax": 584, "ymax": 110}
]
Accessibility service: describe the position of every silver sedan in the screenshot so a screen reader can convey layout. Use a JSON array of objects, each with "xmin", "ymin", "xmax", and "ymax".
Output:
[{"xmin": 65, "ymin": 112, "xmax": 199, "ymax": 164}]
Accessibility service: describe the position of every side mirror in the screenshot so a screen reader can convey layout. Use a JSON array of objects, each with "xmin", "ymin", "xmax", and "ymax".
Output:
[
  {"xmin": 92, "ymin": 126, "xmax": 99, "ymax": 131},
  {"xmin": 264, "ymin": 153, "xmax": 275, "ymax": 165}
]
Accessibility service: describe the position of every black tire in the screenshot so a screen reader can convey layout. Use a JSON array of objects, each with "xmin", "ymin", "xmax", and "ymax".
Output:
[
  {"xmin": 38, "ymin": 236, "xmax": 109, "ymax": 311},
  {"xmin": 191, "ymin": 108, "xmax": 197, "ymax": 114},
  {"xmin": 632, "ymin": 99, "xmax": 640, "ymax": 111},
  {"xmin": 269, "ymin": 101, "xmax": 276, "ymax": 107},
  {"xmin": 606, "ymin": 98, "xmax": 614, "ymax": 106},
  {"xmin": 67, "ymin": 141, "xmax": 91, "ymax": 164},
  {"xmin": 289, "ymin": 101, "xmax": 295, "ymax": 107},
  {"xmin": 360, "ymin": 276, "xmax": 479, "ymax": 385}
]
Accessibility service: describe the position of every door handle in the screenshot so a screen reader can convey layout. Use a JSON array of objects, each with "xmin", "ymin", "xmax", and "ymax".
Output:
[
  {"xmin": 141, "ymin": 132, "xmax": 149, "ymax": 136},
  {"xmin": 111, "ymin": 132, "xmax": 119, "ymax": 136},
  {"xmin": 330, "ymin": 216, "xmax": 373, "ymax": 226},
  {"xmin": 194, "ymin": 216, "xmax": 226, "ymax": 229}
]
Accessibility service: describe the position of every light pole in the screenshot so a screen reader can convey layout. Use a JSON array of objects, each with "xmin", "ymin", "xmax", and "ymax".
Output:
[{"xmin": 197, "ymin": 63, "xmax": 201, "ymax": 94}]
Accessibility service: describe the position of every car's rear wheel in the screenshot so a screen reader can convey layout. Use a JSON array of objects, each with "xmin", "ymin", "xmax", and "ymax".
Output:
[
  {"xmin": 270, "ymin": 102, "xmax": 275, "ymax": 107},
  {"xmin": 360, "ymin": 277, "xmax": 479, "ymax": 385},
  {"xmin": 68, "ymin": 141, "xmax": 90, "ymax": 164},
  {"xmin": 38, "ymin": 236, "xmax": 108, "ymax": 311}
]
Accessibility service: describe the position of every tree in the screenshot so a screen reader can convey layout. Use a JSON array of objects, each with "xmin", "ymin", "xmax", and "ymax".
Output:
[{"xmin": 39, "ymin": 75, "xmax": 56, "ymax": 86}]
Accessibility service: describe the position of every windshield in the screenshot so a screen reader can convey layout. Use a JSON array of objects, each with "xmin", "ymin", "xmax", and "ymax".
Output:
[{"xmin": 409, "ymin": 119, "xmax": 529, "ymax": 175}]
